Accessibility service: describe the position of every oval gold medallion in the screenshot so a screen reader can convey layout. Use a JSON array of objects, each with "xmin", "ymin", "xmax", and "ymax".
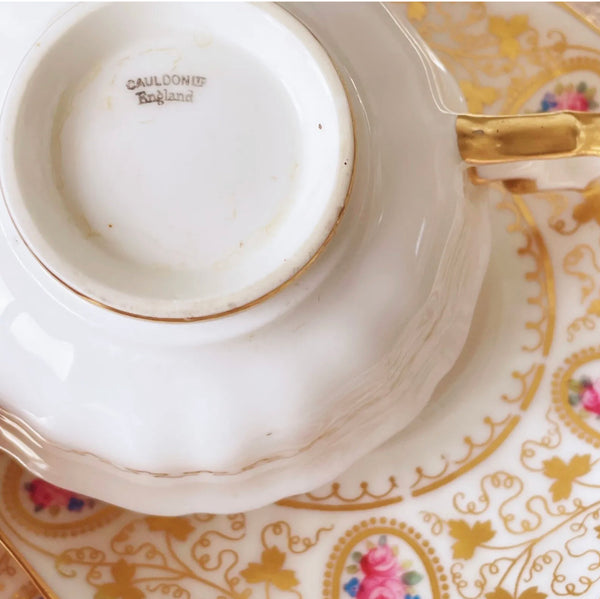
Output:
[
  {"xmin": 1, "ymin": 461, "xmax": 121, "ymax": 537},
  {"xmin": 324, "ymin": 517, "xmax": 449, "ymax": 599},
  {"xmin": 553, "ymin": 346, "xmax": 600, "ymax": 448}
]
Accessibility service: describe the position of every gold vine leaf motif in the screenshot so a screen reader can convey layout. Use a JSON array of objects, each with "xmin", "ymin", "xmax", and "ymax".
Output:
[
  {"xmin": 260, "ymin": 520, "xmax": 333, "ymax": 555},
  {"xmin": 588, "ymin": 299, "xmax": 600, "ymax": 317},
  {"xmin": 542, "ymin": 454, "xmax": 592, "ymax": 502},
  {"xmin": 485, "ymin": 586, "xmax": 547, "ymax": 599},
  {"xmin": 531, "ymin": 192, "xmax": 570, "ymax": 234},
  {"xmin": 562, "ymin": 243, "xmax": 600, "ymax": 340},
  {"xmin": 95, "ymin": 559, "xmax": 144, "ymax": 599},
  {"xmin": 144, "ymin": 516, "xmax": 194, "ymax": 542},
  {"xmin": 545, "ymin": 180, "xmax": 600, "ymax": 237},
  {"xmin": 406, "ymin": 2, "xmax": 427, "ymax": 22},
  {"xmin": 488, "ymin": 15, "xmax": 529, "ymax": 60},
  {"xmin": 595, "ymin": 524, "xmax": 600, "ymax": 538},
  {"xmin": 563, "ymin": 243, "xmax": 600, "ymax": 302},
  {"xmin": 240, "ymin": 546, "xmax": 299, "ymax": 591},
  {"xmin": 573, "ymin": 179, "xmax": 600, "ymax": 227},
  {"xmin": 448, "ymin": 519, "xmax": 496, "ymax": 559},
  {"xmin": 460, "ymin": 80, "xmax": 499, "ymax": 113}
]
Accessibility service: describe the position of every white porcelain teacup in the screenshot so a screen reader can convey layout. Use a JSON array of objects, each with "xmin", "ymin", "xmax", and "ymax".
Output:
[{"xmin": 1, "ymin": 2, "xmax": 599, "ymax": 515}]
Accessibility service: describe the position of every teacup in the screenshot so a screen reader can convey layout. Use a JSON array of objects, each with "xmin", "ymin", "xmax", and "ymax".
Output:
[{"xmin": 0, "ymin": 2, "xmax": 597, "ymax": 514}]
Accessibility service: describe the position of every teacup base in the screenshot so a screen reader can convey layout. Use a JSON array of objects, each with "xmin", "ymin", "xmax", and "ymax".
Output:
[{"xmin": 2, "ymin": 3, "xmax": 353, "ymax": 319}]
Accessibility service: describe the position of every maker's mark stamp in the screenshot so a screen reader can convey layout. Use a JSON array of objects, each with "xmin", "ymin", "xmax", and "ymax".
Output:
[{"xmin": 125, "ymin": 74, "xmax": 207, "ymax": 106}]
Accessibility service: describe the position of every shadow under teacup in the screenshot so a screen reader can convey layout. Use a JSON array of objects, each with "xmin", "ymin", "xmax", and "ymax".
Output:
[{"xmin": 0, "ymin": 3, "xmax": 354, "ymax": 320}]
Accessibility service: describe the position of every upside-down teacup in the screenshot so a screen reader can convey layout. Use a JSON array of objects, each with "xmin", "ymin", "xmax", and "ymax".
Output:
[{"xmin": 0, "ymin": 3, "xmax": 597, "ymax": 514}]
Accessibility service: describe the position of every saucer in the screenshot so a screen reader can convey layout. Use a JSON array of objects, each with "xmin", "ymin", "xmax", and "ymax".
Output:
[{"xmin": 3, "ymin": 3, "xmax": 600, "ymax": 597}]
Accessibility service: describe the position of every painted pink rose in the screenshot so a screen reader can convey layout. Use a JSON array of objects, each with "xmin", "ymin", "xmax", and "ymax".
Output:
[
  {"xmin": 582, "ymin": 380, "xmax": 600, "ymax": 415},
  {"xmin": 357, "ymin": 576, "xmax": 405, "ymax": 599},
  {"xmin": 28, "ymin": 479, "xmax": 73, "ymax": 508},
  {"xmin": 556, "ymin": 90, "xmax": 589, "ymax": 111},
  {"xmin": 360, "ymin": 546, "xmax": 399, "ymax": 578}
]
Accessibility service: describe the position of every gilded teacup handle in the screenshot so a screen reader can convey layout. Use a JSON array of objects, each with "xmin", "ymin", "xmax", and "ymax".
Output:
[{"xmin": 457, "ymin": 111, "xmax": 600, "ymax": 164}]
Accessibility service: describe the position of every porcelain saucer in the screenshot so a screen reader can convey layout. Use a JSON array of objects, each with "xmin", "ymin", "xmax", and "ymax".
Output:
[{"xmin": 3, "ymin": 3, "xmax": 600, "ymax": 597}]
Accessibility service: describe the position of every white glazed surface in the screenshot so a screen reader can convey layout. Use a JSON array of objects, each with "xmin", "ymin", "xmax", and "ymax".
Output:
[
  {"xmin": 0, "ymin": 3, "xmax": 353, "ymax": 320},
  {"xmin": 0, "ymin": 3, "xmax": 490, "ymax": 514}
]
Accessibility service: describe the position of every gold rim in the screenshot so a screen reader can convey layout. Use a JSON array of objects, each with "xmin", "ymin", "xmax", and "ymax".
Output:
[
  {"xmin": 0, "ymin": 532, "xmax": 60, "ymax": 599},
  {"xmin": 560, "ymin": 2, "xmax": 600, "ymax": 36}
]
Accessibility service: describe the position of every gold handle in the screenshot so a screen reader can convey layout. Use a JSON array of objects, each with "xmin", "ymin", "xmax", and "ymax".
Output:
[{"xmin": 457, "ymin": 111, "xmax": 600, "ymax": 164}]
